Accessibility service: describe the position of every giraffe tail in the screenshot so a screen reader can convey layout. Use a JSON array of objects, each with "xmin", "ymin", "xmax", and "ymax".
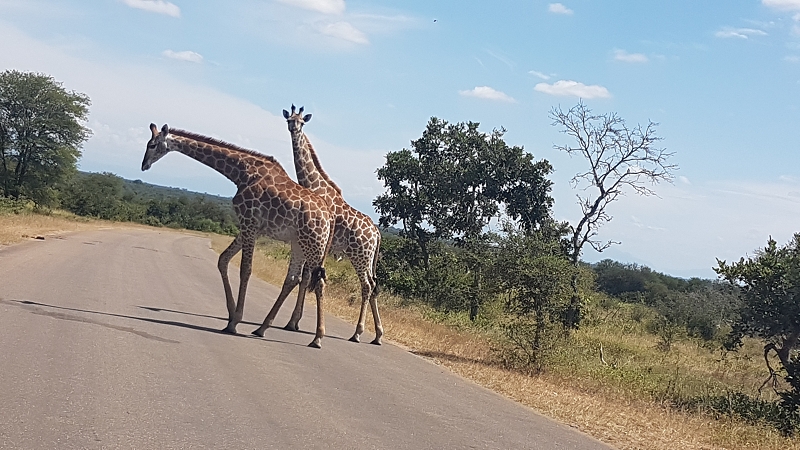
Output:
[
  {"xmin": 308, "ymin": 267, "xmax": 327, "ymax": 292},
  {"xmin": 370, "ymin": 231, "xmax": 382, "ymax": 297}
]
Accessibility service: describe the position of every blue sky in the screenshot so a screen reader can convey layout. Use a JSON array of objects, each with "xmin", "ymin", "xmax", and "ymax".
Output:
[{"xmin": 1, "ymin": 0, "xmax": 799, "ymax": 278}]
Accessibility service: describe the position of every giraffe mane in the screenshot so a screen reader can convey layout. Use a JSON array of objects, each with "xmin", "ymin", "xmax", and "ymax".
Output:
[
  {"xmin": 305, "ymin": 138, "xmax": 343, "ymax": 195},
  {"xmin": 168, "ymin": 128, "xmax": 282, "ymax": 166}
]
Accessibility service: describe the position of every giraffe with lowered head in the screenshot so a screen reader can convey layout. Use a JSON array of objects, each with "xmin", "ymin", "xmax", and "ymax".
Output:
[
  {"xmin": 274, "ymin": 105, "xmax": 384, "ymax": 345},
  {"xmin": 141, "ymin": 123, "xmax": 335, "ymax": 348}
]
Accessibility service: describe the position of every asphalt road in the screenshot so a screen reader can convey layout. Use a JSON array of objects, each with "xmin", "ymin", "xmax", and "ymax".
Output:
[{"xmin": 0, "ymin": 228, "xmax": 612, "ymax": 449}]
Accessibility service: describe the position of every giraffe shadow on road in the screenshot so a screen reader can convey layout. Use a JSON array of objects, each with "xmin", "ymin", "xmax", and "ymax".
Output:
[
  {"xmin": 137, "ymin": 305, "xmax": 349, "ymax": 341},
  {"xmin": 0, "ymin": 298, "xmax": 307, "ymax": 347},
  {"xmin": 138, "ymin": 305, "xmax": 264, "ymax": 329}
]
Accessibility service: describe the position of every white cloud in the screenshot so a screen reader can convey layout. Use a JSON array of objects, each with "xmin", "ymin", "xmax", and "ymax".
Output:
[
  {"xmin": 459, "ymin": 86, "xmax": 516, "ymax": 103},
  {"xmin": 487, "ymin": 50, "xmax": 514, "ymax": 69},
  {"xmin": 630, "ymin": 215, "xmax": 667, "ymax": 232},
  {"xmin": 534, "ymin": 80, "xmax": 611, "ymax": 99},
  {"xmin": 548, "ymin": 3, "xmax": 573, "ymax": 15},
  {"xmin": 714, "ymin": 27, "xmax": 767, "ymax": 39},
  {"xmin": 785, "ymin": 55, "xmax": 800, "ymax": 62},
  {"xmin": 529, "ymin": 70, "xmax": 550, "ymax": 80},
  {"xmin": 275, "ymin": 0, "xmax": 345, "ymax": 14},
  {"xmin": 763, "ymin": 0, "xmax": 800, "ymax": 11},
  {"xmin": 614, "ymin": 50, "xmax": 648, "ymax": 63},
  {"xmin": 162, "ymin": 50, "xmax": 203, "ymax": 63},
  {"xmin": 238, "ymin": 4, "xmax": 418, "ymax": 51},
  {"xmin": 122, "ymin": 0, "xmax": 180, "ymax": 18},
  {"xmin": 679, "ymin": 176, "xmax": 691, "ymax": 185},
  {"xmin": 317, "ymin": 21, "xmax": 368, "ymax": 44}
]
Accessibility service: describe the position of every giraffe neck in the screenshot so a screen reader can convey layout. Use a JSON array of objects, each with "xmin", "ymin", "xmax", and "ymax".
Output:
[
  {"xmin": 166, "ymin": 136, "xmax": 252, "ymax": 188},
  {"xmin": 290, "ymin": 130, "xmax": 342, "ymax": 195}
]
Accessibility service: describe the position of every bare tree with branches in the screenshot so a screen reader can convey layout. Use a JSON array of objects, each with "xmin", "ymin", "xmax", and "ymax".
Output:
[{"xmin": 550, "ymin": 101, "xmax": 677, "ymax": 328}]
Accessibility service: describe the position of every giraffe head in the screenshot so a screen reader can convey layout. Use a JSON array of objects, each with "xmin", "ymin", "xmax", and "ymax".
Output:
[
  {"xmin": 141, "ymin": 123, "xmax": 170, "ymax": 171},
  {"xmin": 282, "ymin": 104, "xmax": 312, "ymax": 134}
]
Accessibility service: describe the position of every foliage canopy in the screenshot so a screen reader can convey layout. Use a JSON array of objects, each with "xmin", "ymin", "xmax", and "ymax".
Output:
[
  {"xmin": 715, "ymin": 234, "xmax": 800, "ymax": 368},
  {"xmin": 0, "ymin": 70, "xmax": 91, "ymax": 205},
  {"xmin": 374, "ymin": 117, "xmax": 555, "ymax": 265}
]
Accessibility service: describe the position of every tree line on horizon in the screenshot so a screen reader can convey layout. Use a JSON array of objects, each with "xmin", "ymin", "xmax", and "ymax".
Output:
[{"xmin": 3, "ymin": 69, "xmax": 800, "ymax": 435}]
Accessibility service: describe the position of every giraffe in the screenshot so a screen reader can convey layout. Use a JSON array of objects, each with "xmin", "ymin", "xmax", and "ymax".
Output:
[
  {"xmin": 281, "ymin": 105, "xmax": 384, "ymax": 345},
  {"xmin": 141, "ymin": 123, "xmax": 335, "ymax": 348}
]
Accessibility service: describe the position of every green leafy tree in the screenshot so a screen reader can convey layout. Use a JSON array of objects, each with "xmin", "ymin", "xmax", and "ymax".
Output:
[
  {"xmin": 0, "ymin": 70, "xmax": 91, "ymax": 205},
  {"xmin": 374, "ymin": 117, "xmax": 555, "ymax": 266},
  {"xmin": 374, "ymin": 117, "xmax": 556, "ymax": 319},
  {"xmin": 715, "ymin": 234, "xmax": 800, "ymax": 377},
  {"xmin": 491, "ymin": 225, "xmax": 578, "ymax": 372},
  {"xmin": 716, "ymin": 234, "xmax": 800, "ymax": 435},
  {"xmin": 550, "ymin": 102, "xmax": 677, "ymax": 328}
]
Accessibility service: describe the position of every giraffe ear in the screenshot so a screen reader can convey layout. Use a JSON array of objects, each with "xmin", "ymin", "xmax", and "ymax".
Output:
[
  {"xmin": 303, "ymin": 114, "xmax": 312, "ymax": 123},
  {"xmin": 160, "ymin": 124, "xmax": 169, "ymax": 137},
  {"xmin": 150, "ymin": 123, "xmax": 158, "ymax": 136},
  {"xmin": 283, "ymin": 109, "xmax": 290, "ymax": 119}
]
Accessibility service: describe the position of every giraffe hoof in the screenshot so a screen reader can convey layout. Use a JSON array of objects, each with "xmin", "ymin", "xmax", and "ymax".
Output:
[
  {"xmin": 251, "ymin": 328, "xmax": 265, "ymax": 338},
  {"xmin": 220, "ymin": 326, "xmax": 238, "ymax": 335},
  {"xmin": 284, "ymin": 323, "xmax": 299, "ymax": 332},
  {"xmin": 308, "ymin": 340, "xmax": 322, "ymax": 349},
  {"xmin": 348, "ymin": 334, "xmax": 360, "ymax": 343},
  {"xmin": 370, "ymin": 338, "xmax": 382, "ymax": 346}
]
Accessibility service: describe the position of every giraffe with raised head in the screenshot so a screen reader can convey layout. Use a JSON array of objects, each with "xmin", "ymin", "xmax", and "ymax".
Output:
[
  {"xmin": 281, "ymin": 105, "xmax": 384, "ymax": 345},
  {"xmin": 141, "ymin": 123, "xmax": 334, "ymax": 348}
]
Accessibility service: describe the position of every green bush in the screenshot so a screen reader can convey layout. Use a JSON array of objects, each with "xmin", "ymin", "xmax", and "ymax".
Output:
[
  {"xmin": 0, "ymin": 196, "xmax": 31, "ymax": 214},
  {"xmin": 54, "ymin": 172, "xmax": 239, "ymax": 236}
]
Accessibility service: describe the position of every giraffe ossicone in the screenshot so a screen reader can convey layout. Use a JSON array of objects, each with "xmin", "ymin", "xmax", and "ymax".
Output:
[{"xmin": 141, "ymin": 123, "xmax": 335, "ymax": 348}]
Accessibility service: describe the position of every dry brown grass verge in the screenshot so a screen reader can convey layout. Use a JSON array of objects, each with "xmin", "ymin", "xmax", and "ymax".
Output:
[{"xmin": 0, "ymin": 210, "xmax": 137, "ymax": 246}]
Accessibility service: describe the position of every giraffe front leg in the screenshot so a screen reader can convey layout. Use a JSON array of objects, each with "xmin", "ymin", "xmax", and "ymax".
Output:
[
  {"xmin": 253, "ymin": 243, "xmax": 304, "ymax": 337},
  {"xmin": 285, "ymin": 266, "xmax": 310, "ymax": 331},
  {"xmin": 251, "ymin": 274, "xmax": 301, "ymax": 337},
  {"xmin": 308, "ymin": 266, "xmax": 326, "ymax": 349}
]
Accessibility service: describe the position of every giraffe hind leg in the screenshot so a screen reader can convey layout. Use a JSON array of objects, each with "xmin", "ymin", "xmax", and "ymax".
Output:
[
  {"xmin": 349, "ymin": 270, "xmax": 371, "ymax": 343},
  {"xmin": 218, "ymin": 234, "xmax": 243, "ymax": 333},
  {"xmin": 223, "ymin": 233, "xmax": 255, "ymax": 334},
  {"xmin": 368, "ymin": 279, "xmax": 383, "ymax": 345}
]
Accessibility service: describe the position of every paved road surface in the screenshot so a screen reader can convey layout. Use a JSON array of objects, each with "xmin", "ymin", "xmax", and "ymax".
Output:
[{"xmin": 0, "ymin": 228, "xmax": 612, "ymax": 449}]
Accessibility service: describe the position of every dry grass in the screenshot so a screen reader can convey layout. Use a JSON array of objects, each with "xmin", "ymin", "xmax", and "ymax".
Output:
[
  {"xmin": 209, "ymin": 234, "xmax": 800, "ymax": 450},
  {"xmin": 0, "ymin": 209, "xmax": 125, "ymax": 246}
]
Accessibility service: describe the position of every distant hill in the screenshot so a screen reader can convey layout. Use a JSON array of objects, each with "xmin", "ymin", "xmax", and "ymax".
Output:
[
  {"xmin": 64, "ymin": 172, "xmax": 238, "ymax": 235},
  {"xmin": 119, "ymin": 176, "xmax": 232, "ymax": 208}
]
